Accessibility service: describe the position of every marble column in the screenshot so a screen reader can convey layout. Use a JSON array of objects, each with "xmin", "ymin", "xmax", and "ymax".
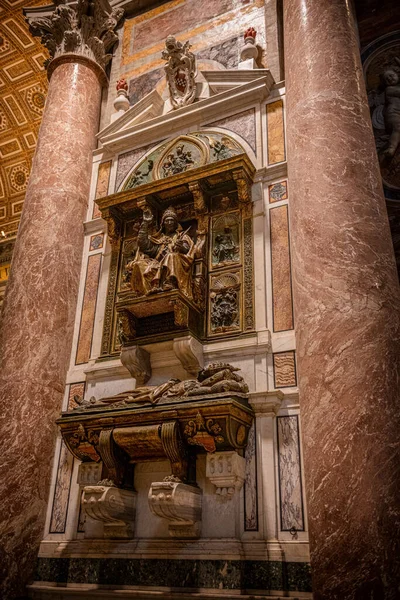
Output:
[
  {"xmin": 0, "ymin": 2, "xmax": 122, "ymax": 599},
  {"xmin": 283, "ymin": 1, "xmax": 400, "ymax": 599}
]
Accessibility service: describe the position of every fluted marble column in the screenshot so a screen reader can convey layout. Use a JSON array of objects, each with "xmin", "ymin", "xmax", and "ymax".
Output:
[
  {"xmin": 0, "ymin": 2, "xmax": 122, "ymax": 598},
  {"xmin": 283, "ymin": 1, "xmax": 400, "ymax": 598}
]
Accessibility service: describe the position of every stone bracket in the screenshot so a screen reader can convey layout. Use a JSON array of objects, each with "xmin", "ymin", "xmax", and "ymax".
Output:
[
  {"xmin": 148, "ymin": 480, "xmax": 202, "ymax": 538},
  {"xmin": 82, "ymin": 484, "xmax": 137, "ymax": 539},
  {"xmin": 97, "ymin": 427, "xmax": 129, "ymax": 487},
  {"xmin": 206, "ymin": 451, "xmax": 245, "ymax": 497},
  {"xmin": 160, "ymin": 420, "xmax": 188, "ymax": 480},
  {"xmin": 173, "ymin": 335, "xmax": 204, "ymax": 376},
  {"xmin": 120, "ymin": 344, "xmax": 151, "ymax": 384}
]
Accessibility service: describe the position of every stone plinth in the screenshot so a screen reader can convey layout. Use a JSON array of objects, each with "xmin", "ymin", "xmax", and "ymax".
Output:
[
  {"xmin": 0, "ymin": 59, "xmax": 102, "ymax": 599},
  {"xmin": 284, "ymin": 0, "xmax": 400, "ymax": 598}
]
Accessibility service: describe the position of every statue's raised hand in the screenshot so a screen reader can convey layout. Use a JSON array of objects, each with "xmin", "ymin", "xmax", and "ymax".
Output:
[{"xmin": 142, "ymin": 208, "xmax": 154, "ymax": 223}]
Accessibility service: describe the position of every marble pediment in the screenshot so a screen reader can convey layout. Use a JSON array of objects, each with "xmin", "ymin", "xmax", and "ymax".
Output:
[{"xmin": 97, "ymin": 71, "xmax": 274, "ymax": 154}]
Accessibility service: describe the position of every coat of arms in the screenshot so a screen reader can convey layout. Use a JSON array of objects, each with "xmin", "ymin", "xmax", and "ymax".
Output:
[{"xmin": 162, "ymin": 35, "xmax": 196, "ymax": 109}]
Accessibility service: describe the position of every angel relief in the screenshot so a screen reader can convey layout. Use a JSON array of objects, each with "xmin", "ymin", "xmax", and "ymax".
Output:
[{"xmin": 123, "ymin": 206, "xmax": 203, "ymax": 301}]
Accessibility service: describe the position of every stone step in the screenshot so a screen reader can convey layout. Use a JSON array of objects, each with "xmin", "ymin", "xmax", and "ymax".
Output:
[{"xmin": 27, "ymin": 584, "xmax": 313, "ymax": 600}]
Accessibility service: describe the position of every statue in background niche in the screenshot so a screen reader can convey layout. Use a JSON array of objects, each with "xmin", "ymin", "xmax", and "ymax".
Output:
[
  {"xmin": 125, "ymin": 206, "xmax": 194, "ymax": 298},
  {"xmin": 382, "ymin": 61, "xmax": 400, "ymax": 161},
  {"xmin": 368, "ymin": 57, "xmax": 400, "ymax": 164},
  {"xmin": 162, "ymin": 35, "xmax": 196, "ymax": 109}
]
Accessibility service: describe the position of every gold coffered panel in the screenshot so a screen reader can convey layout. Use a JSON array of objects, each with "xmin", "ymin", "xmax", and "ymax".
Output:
[{"xmin": 0, "ymin": 0, "xmax": 48, "ymax": 239}]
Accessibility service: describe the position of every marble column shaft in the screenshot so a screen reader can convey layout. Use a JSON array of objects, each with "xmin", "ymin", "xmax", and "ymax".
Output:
[
  {"xmin": 283, "ymin": 1, "xmax": 400, "ymax": 598},
  {"xmin": 0, "ymin": 60, "xmax": 102, "ymax": 599}
]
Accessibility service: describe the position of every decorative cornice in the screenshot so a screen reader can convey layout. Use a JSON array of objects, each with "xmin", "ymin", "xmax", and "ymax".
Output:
[{"xmin": 24, "ymin": 0, "xmax": 123, "ymax": 78}]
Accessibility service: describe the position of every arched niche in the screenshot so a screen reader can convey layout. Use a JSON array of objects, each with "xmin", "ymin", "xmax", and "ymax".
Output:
[{"xmin": 120, "ymin": 131, "xmax": 247, "ymax": 192}]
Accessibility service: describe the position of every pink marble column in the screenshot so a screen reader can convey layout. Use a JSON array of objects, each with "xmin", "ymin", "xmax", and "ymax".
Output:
[
  {"xmin": 0, "ymin": 56, "xmax": 102, "ymax": 599},
  {"xmin": 283, "ymin": 1, "xmax": 400, "ymax": 598}
]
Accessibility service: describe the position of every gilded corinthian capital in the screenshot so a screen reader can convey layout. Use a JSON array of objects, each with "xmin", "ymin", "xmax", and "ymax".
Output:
[{"xmin": 24, "ymin": 0, "xmax": 124, "ymax": 73}]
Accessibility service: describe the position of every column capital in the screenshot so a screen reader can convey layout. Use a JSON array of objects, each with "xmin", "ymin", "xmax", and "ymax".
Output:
[{"xmin": 24, "ymin": 0, "xmax": 124, "ymax": 81}]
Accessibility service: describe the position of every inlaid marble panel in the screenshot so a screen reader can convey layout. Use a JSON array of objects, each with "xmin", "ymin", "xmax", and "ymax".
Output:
[
  {"xmin": 34, "ymin": 557, "xmax": 312, "ymax": 592},
  {"xmin": 207, "ymin": 108, "xmax": 256, "ymax": 153},
  {"xmin": 131, "ymin": 0, "xmax": 233, "ymax": 52},
  {"xmin": 68, "ymin": 382, "xmax": 85, "ymax": 410},
  {"xmin": 89, "ymin": 233, "xmax": 104, "ymax": 252},
  {"xmin": 75, "ymin": 253, "xmax": 102, "ymax": 364},
  {"xmin": 273, "ymin": 351, "xmax": 297, "ymax": 388},
  {"xmin": 270, "ymin": 205, "xmax": 294, "ymax": 331},
  {"xmin": 197, "ymin": 35, "xmax": 240, "ymax": 69},
  {"xmin": 49, "ymin": 441, "xmax": 74, "ymax": 534},
  {"xmin": 277, "ymin": 415, "xmax": 304, "ymax": 531},
  {"xmin": 244, "ymin": 421, "xmax": 258, "ymax": 530},
  {"xmin": 269, "ymin": 180, "xmax": 288, "ymax": 203},
  {"xmin": 93, "ymin": 161, "xmax": 111, "ymax": 219},
  {"xmin": 266, "ymin": 100, "xmax": 285, "ymax": 165}
]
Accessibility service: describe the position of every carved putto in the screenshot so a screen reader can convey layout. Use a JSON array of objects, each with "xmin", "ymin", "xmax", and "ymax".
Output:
[
  {"xmin": 162, "ymin": 35, "xmax": 196, "ymax": 109},
  {"xmin": 161, "ymin": 144, "xmax": 194, "ymax": 177},
  {"xmin": 26, "ymin": 0, "xmax": 123, "ymax": 72}
]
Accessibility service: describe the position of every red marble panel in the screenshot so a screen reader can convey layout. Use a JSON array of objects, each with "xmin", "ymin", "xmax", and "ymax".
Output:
[
  {"xmin": 270, "ymin": 205, "xmax": 294, "ymax": 331},
  {"xmin": 132, "ymin": 0, "xmax": 233, "ymax": 52},
  {"xmin": 266, "ymin": 100, "xmax": 285, "ymax": 165},
  {"xmin": 93, "ymin": 161, "xmax": 111, "ymax": 219},
  {"xmin": 75, "ymin": 253, "xmax": 102, "ymax": 364}
]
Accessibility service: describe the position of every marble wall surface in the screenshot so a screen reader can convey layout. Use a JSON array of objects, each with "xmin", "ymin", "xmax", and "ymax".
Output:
[
  {"xmin": 266, "ymin": 100, "xmax": 285, "ymax": 164},
  {"xmin": 270, "ymin": 205, "xmax": 294, "ymax": 332},
  {"xmin": 277, "ymin": 416, "xmax": 304, "ymax": 532},
  {"xmin": 75, "ymin": 253, "xmax": 102, "ymax": 365},
  {"xmin": 93, "ymin": 162, "xmax": 111, "ymax": 219},
  {"xmin": 49, "ymin": 442, "xmax": 74, "ymax": 534},
  {"xmin": 207, "ymin": 109, "xmax": 257, "ymax": 153},
  {"xmin": 244, "ymin": 422, "xmax": 258, "ymax": 531}
]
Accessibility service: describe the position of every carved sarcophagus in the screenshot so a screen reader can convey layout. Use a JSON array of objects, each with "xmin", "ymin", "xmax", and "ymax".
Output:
[{"xmin": 57, "ymin": 364, "xmax": 254, "ymax": 486}]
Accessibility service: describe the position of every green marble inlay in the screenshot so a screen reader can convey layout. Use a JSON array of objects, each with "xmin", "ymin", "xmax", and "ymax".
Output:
[{"xmin": 35, "ymin": 557, "xmax": 312, "ymax": 592}]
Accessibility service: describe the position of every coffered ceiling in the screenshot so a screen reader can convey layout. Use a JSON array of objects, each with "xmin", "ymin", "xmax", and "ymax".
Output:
[{"xmin": 0, "ymin": 0, "xmax": 48, "ymax": 241}]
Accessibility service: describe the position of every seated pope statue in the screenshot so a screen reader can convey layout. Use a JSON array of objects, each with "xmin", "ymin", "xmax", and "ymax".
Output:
[{"xmin": 126, "ymin": 206, "xmax": 194, "ymax": 298}]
